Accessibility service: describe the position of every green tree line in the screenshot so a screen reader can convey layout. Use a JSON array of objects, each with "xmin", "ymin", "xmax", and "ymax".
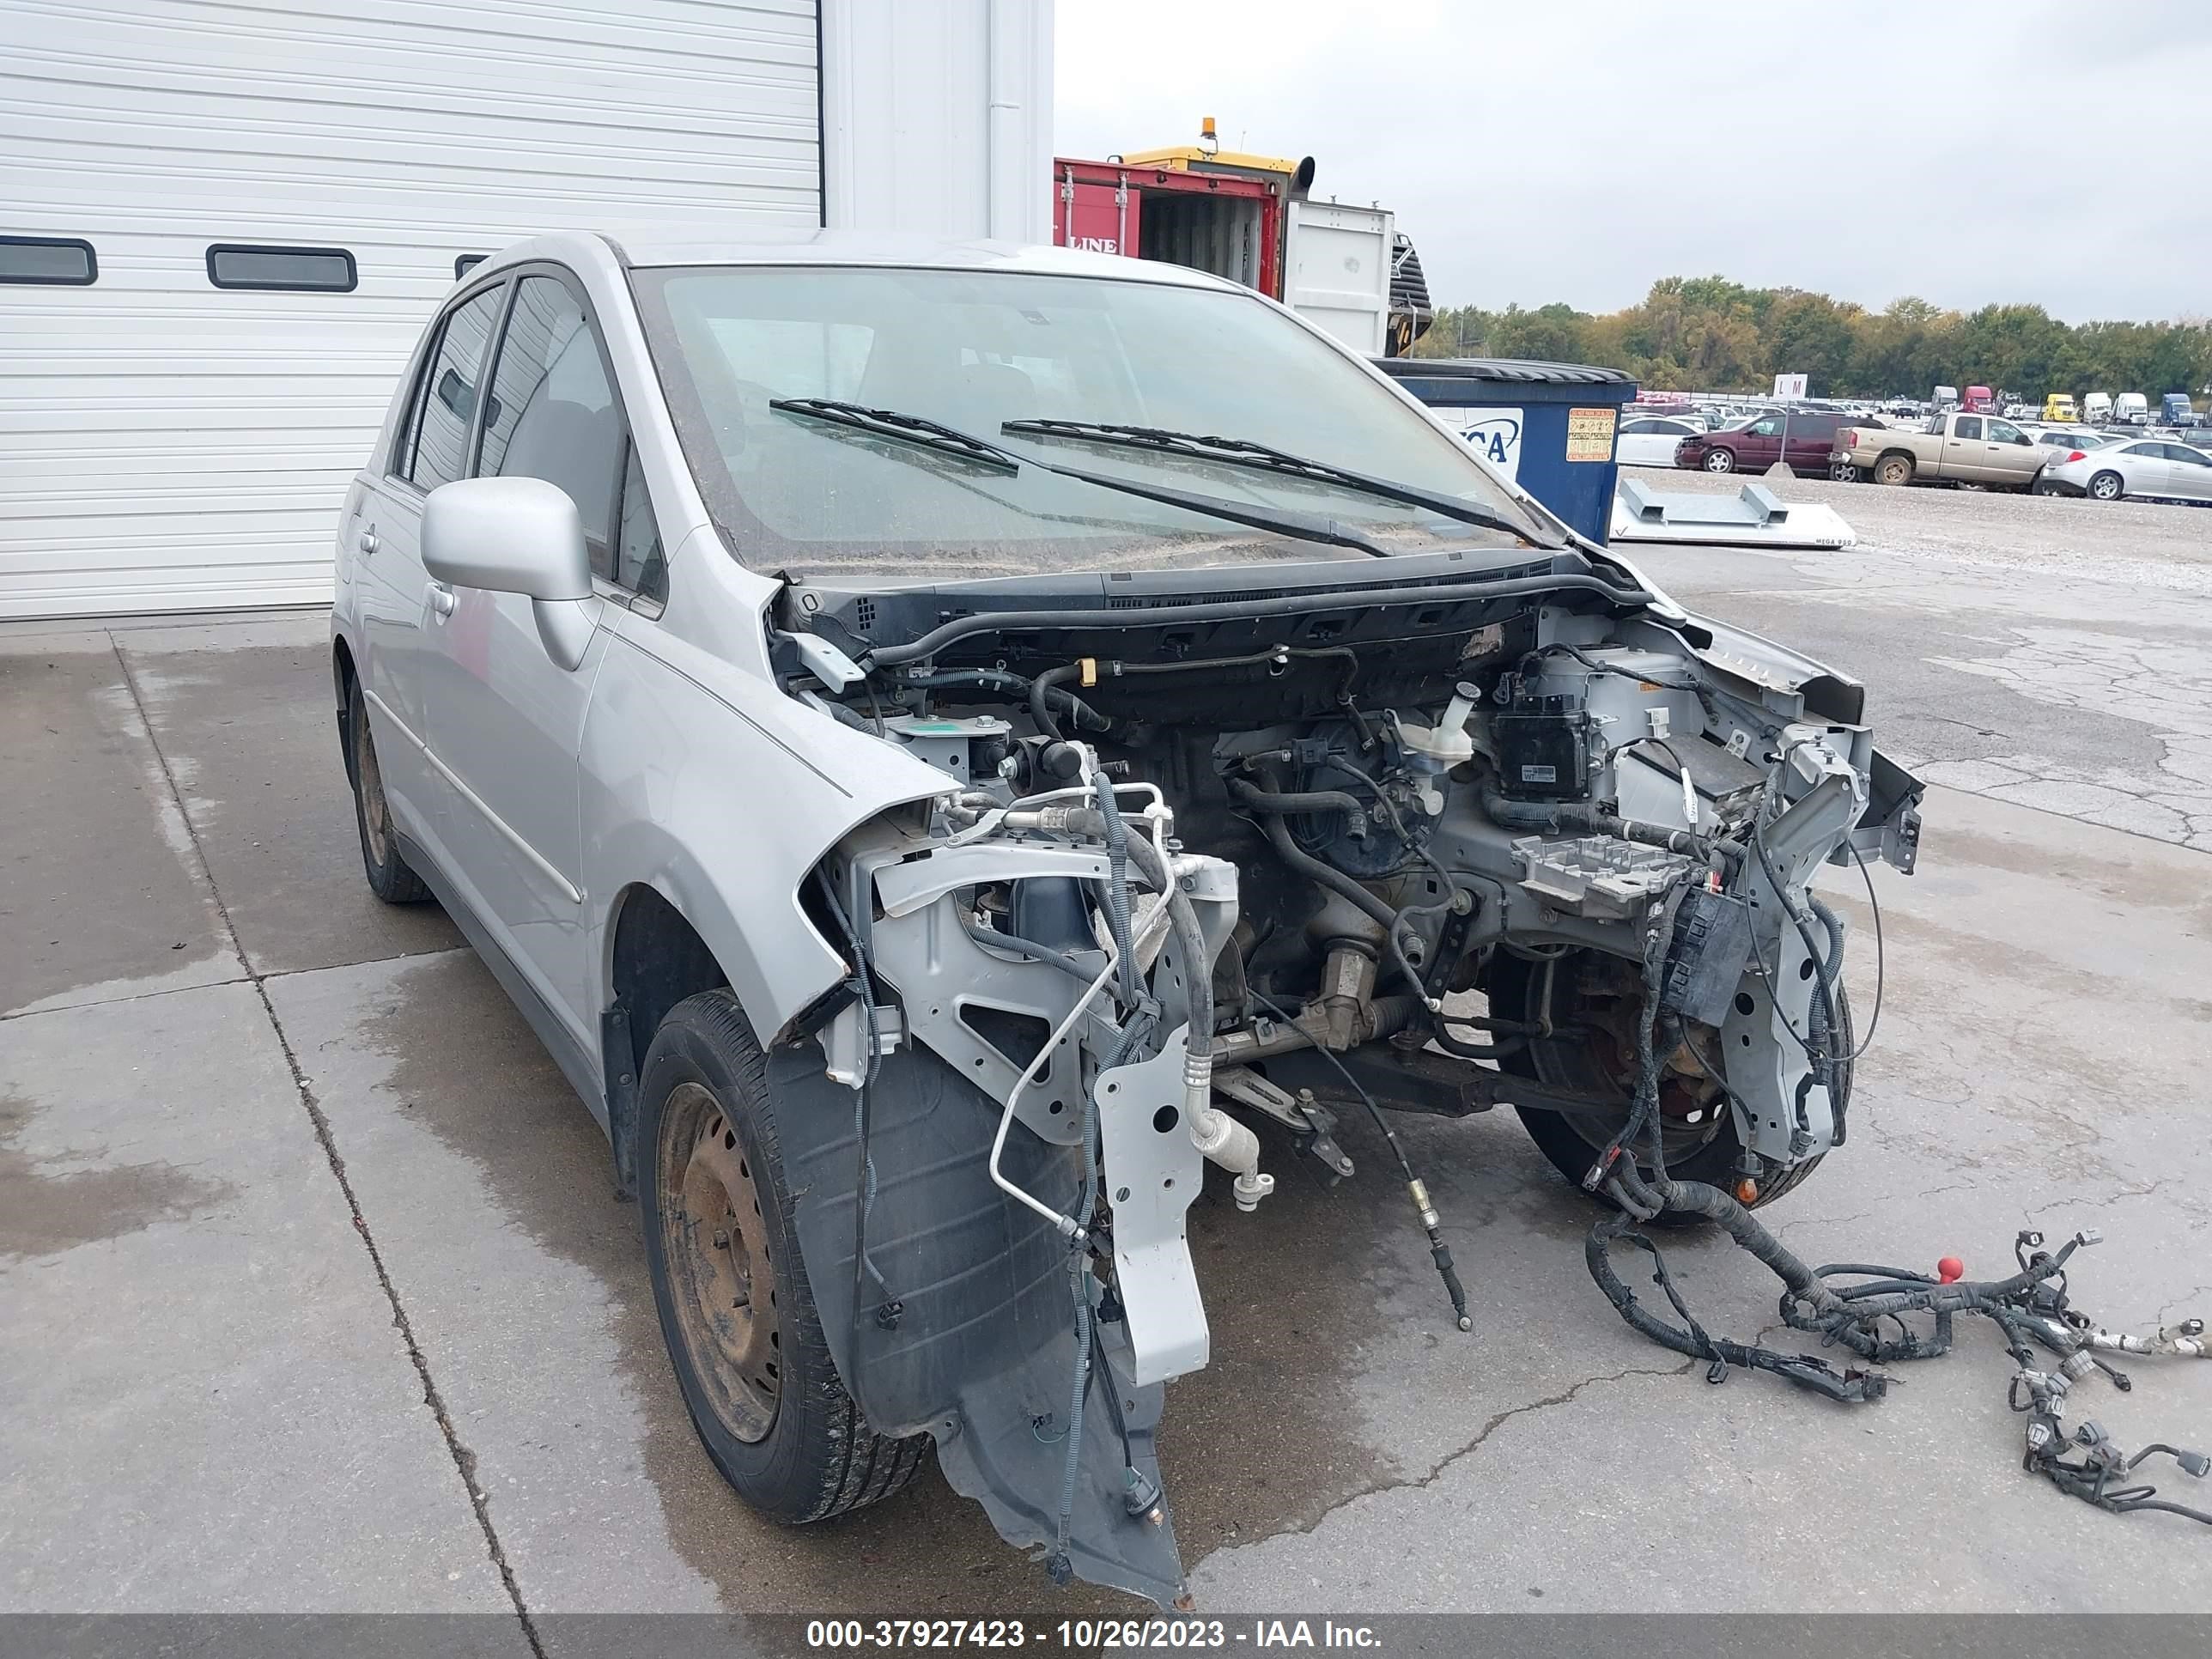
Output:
[{"xmin": 1411, "ymin": 276, "xmax": 2212, "ymax": 401}]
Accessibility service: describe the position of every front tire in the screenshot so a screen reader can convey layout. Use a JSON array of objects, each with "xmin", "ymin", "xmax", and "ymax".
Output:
[
  {"xmin": 1486, "ymin": 949, "xmax": 1840, "ymax": 1212},
  {"xmin": 638, "ymin": 991, "xmax": 927, "ymax": 1524},
  {"xmin": 345, "ymin": 676, "xmax": 433, "ymax": 904},
  {"xmin": 1702, "ymin": 448, "xmax": 1736, "ymax": 473}
]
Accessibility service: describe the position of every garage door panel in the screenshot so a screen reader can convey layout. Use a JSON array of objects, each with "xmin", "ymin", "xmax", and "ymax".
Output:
[{"xmin": 0, "ymin": 0, "xmax": 821, "ymax": 619}]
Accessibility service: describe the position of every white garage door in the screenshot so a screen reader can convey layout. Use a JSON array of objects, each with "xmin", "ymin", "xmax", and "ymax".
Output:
[{"xmin": 0, "ymin": 0, "xmax": 822, "ymax": 620}]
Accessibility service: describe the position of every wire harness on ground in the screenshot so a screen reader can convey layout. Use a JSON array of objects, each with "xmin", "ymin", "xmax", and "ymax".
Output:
[{"xmin": 1585, "ymin": 943, "xmax": 2210, "ymax": 1528}]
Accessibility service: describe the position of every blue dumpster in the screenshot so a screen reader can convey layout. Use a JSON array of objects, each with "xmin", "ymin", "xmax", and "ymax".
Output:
[{"xmin": 1371, "ymin": 357, "xmax": 1638, "ymax": 544}]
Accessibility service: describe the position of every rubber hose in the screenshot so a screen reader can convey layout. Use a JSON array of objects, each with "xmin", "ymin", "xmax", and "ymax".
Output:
[
  {"xmin": 1031, "ymin": 665, "xmax": 1086, "ymax": 742},
  {"xmin": 1090, "ymin": 763, "xmax": 1141, "ymax": 1009},
  {"xmin": 962, "ymin": 920, "xmax": 1109, "ymax": 994},
  {"xmin": 905, "ymin": 670, "xmax": 1107, "ymax": 732},
  {"xmin": 1224, "ymin": 776, "xmax": 1371, "ymax": 840},
  {"xmin": 1121, "ymin": 832, "xmax": 1212, "ymax": 1050}
]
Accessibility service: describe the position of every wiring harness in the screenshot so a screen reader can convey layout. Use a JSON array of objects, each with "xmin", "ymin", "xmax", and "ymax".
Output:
[{"xmin": 1584, "ymin": 893, "xmax": 2212, "ymax": 1528}]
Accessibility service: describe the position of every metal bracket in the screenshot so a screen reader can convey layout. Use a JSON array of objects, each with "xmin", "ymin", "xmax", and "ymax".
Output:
[{"xmin": 1095, "ymin": 1034, "xmax": 1208, "ymax": 1387}]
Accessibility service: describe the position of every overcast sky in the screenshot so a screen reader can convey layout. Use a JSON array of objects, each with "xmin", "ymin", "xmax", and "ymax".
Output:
[{"xmin": 1054, "ymin": 1, "xmax": 2211, "ymax": 325}]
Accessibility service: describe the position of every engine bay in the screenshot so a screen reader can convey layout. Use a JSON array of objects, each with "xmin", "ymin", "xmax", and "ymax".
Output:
[{"xmin": 763, "ymin": 562, "xmax": 1926, "ymax": 1603}]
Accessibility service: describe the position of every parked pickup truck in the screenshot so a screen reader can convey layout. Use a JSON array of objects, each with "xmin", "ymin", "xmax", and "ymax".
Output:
[{"xmin": 1832, "ymin": 411, "xmax": 2055, "ymax": 489}]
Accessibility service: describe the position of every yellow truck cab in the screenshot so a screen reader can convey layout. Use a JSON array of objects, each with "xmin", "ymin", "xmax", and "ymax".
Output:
[{"xmin": 2044, "ymin": 393, "xmax": 2078, "ymax": 423}]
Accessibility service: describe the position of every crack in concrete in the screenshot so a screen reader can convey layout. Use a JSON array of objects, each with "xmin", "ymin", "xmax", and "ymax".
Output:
[
  {"xmin": 113, "ymin": 638, "xmax": 544, "ymax": 1652},
  {"xmin": 1267, "ymin": 1359, "xmax": 1695, "ymax": 1544},
  {"xmin": 2154, "ymin": 1285, "xmax": 2212, "ymax": 1329}
]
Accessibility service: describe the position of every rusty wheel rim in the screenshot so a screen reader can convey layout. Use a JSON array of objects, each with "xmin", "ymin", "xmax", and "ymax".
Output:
[
  {"xmin": 356, "ymin": 702, "xmax": 392, "ymax": 867},
  {"xmin": 659, "ymin": 1082, "xmax": 780, "ymax": 1443}
]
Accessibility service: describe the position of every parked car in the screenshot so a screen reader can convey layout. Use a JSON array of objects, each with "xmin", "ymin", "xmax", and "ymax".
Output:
[
  {"xmin": 2032, "ymin": 428, "xmax": 2115, "ymax": 456},
  {"xmin": 2041, "ymin": 437, "xmax": 2212, "ymax": 502},
  {"xmin": 1830, "ymin": 411, "xmax": 2052, "ymax": 489},
  {"xmin": 1614, "ymin": 414, "xmax": 1705, "ymax": 466},
  {"xmin": 1675, "ymin": 408, "xmax": 1857, "ymax": 475},
  {"xmin": 328, "ymin": 229, "xmax": 1917, "ymax": 1606}
]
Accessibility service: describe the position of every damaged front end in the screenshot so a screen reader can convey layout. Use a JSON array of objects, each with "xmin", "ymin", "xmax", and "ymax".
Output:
[{"xmin": 763, "ymin": 560, "xmax": 1923, "ymax": 1604}]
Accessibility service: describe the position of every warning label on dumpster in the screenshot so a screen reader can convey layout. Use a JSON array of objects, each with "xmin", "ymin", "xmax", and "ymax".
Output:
[{"xmin": 1565, "ymin": 406, "xmax": 1617, "ymax": 462}]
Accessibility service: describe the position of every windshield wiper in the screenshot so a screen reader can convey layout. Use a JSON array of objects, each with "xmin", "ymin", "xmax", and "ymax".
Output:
[
  {"xmin": 770, "ymin": 398, "xmax": 1019, "ymax": 473},
  {"xmin": 770, "ymin": 398, "xmax": 1395, "ymax": 557},
  {"xmin": 1000, "ymin": 418, "xmax": 1561, "ymax": 549}
]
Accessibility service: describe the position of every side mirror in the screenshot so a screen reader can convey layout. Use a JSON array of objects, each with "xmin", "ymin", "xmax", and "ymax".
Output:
[
  {"xmin": 422, "ymin": 477, "xmax": 596, "ymax": 670},
  {"xmin": 422, "ymin": 476, "xmax": 591, "ymax": 602}
]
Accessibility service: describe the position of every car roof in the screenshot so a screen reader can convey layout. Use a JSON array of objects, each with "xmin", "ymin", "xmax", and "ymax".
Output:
[{"xmin": 471, "ymin": 227, "xmax": 1243, "ymax": 293}]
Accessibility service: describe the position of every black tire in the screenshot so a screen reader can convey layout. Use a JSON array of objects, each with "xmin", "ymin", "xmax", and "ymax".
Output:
[
  {"xmin": 1829, "ymin": 462, "xmax": 1859, "ymax": 483},
  {"xmin": 2087, "ymin": 470, "xmax": 2124, "ymax": 501},
  {"xmin": 1701, "ymin": 447, "xmax": 1736, "ymax": 473},
  {"xmin": 1486, "ymin": 949, "xmax": 1842, "ymax": 1214},
  {"xmin": 345, "ymin": 674, "xmax": 434, "ymax": 904},
  {"xmin": 1874, "ymin": 453, "xmax": 1914, "ymax": 487},
  {"xmin": 638, "ymin": 990, "xmax": 927, "ymax": 1524}
]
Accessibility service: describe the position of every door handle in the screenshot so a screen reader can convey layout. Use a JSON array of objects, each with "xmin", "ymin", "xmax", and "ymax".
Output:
[
  {"xmin": 356, "ymin": 523, "xmax": 379, "ymax": 556},
  {"xmin": 428, "ymin": 580, "xmax": 456, "ymax": 617}
]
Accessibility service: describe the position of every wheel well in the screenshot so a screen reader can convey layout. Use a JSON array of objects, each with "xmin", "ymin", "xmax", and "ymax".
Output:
[
  {"xmin": 332, "ymin": 638, "xmax": 359, "ymax": 784},
  {"xmin": 333, "ymin": 635, "xmax": 357, "ymax": 705},
  {"xmin": 1879, "ymin": 449, "xmax": 1915, "ymax": 471},
  {"xmin": 610, "ymin": 884, "xmax": 730, "ymax": 1076}
]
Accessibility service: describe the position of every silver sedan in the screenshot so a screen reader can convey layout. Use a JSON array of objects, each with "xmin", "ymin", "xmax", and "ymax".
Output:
[{"xmin": 2040, "ymin": 437, "xmax": 2212, "ymax": 503}]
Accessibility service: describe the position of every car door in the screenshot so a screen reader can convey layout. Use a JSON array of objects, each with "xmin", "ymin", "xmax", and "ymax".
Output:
[
  {"xmin": 2112, "ymin": 441, "xmax": 2170, "ymax": 497},
  {"xmin": 419, "ymin": 270, "xmax": 625, "ymax": 1044},
  {"xmin": 1736, "ymin": 414, "xmax": 1782, "ymax": 468},
  {"xmin": 1942, "ymin": 415, "xmax": 1983, "ymax": 478},
  {"xmin": 1982, "ymin": 417, "xmax": 2039, "ymax": 485},
  {"xmin": 1784, "ymin": 414, "xmax": 1838, "ymax": 472},
  {"xmin": 354, "ymin": 279, "xmax": 509, "ymax": 845},
  {"xmin": 2159, "ymin": 442, "xmax": 2212, "ymax": 501},
  {"xmin": 1617, "ymin": 418, "xmax": 1674, "ymax": 466}
]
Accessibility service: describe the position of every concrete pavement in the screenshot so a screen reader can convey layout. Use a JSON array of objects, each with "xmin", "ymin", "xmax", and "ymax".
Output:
[{"xmin": 4, "ymin": 523, "xmax": 2209, "ymax": 1627}]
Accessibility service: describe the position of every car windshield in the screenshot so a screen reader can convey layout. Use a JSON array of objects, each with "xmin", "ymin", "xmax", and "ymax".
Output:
[{"xmin": 629, "ymin": 264, "xmax": 1552, "ymax": 582}]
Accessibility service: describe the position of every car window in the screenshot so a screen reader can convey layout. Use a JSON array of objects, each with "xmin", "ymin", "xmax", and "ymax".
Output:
[
  {"xmin": 2166, "ymin": 444, "xmax": 2210, "ymax": 466},
  {"xmin": 1953, "ymin": 416, "xmax": 1982, "ymax": 440},
  {"xmin": 615, "ymin": 442, "xmax": 667, "ymax": 600},
  {"xmin": 634, "ymin": 264, "xmax": 1552, "ymax": 579},
  {"xmin": 480, "ymin": 275, "xmax": 626, "ymax": 577},
  {"xmin": 2120, "ymin": 442, "xmax": 2163, "ymax": 457},
  {"xmin": 406, "ymin": 284, "xmax": 507, "ymax": 490},
  {"xmin": 1987, "ymin": 419, "xmax": 2026, "ymax": 444},
  {"xmin": 1746, "ymin": 416, "xmax": 1781, "ymax": 436},
  {"xmin": 1620, "ymin": 419, "xmax": 1655, "ymax": 434}
]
